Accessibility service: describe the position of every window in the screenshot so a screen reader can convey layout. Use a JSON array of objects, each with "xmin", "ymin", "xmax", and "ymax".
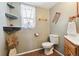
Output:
[{"xmin": 21, "ymin": 4, "xmax": 36, "ymax": 28}]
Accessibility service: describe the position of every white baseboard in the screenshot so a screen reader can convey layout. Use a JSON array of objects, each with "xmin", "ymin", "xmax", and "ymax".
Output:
[
  {"xmin": 16, "ymin": 48, "xmax": 43, "ymax": 56},
  {"xmin": 16, "ymin": 48, "xmax": 64, "ymax": 56},
  {"xmin": 54, "ymin": 49, "xmax": 64, "ymax": 56}
]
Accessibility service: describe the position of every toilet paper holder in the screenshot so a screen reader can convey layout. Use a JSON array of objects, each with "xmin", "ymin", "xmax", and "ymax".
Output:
[{"xmin": 34, "ymin": 33, "xmax": 39, "ymax": 37}]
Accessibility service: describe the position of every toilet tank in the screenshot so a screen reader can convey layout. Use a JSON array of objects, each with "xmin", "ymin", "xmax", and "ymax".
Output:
[{"xmin": 49, "ymin": 34, "xmax": 59, "ymax": 44}]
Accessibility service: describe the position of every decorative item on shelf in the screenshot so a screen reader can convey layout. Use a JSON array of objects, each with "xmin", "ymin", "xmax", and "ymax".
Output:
[
  {"xmin": 38, "ymin": 18, "xmax": 47, "ymax": 21},
  {"xmin": 52, "ymin": 12, "xmax": 61, "ymax": 24},
  {"xmin": 5, "ymin": 13, "xmax": 18, "ymax": 19},
  {"xmin": 7, "ymin": 2, "xmax": 15, "ymax": 8},
  {"xmin": 10, "ymin": 24, "xmax": 14, "ymax": 26}
]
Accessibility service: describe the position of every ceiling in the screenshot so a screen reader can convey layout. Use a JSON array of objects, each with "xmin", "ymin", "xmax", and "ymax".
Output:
[{"xmin": 25, "ymin": 2, "xmax": 58, "ymax": 9}]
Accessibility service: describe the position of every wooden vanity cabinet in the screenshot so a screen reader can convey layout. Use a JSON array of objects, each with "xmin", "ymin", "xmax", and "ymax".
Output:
[{"xmin": 64, "ymin": 38, "xmax": 79, "ymax": 56}]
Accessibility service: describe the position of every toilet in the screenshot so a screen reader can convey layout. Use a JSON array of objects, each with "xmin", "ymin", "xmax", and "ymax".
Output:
[{"xmin": 42, "ymin": 34, "xmax": 59, "ymax": 55}]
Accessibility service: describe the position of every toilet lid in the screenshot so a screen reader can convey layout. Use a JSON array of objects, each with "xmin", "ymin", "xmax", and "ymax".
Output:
[{"xmin": 42, "ymin": 42, "xmax": 54, "ymax": 46}]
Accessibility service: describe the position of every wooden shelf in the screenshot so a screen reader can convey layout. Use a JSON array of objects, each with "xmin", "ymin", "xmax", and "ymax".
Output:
[
  {"xmin": 3, "ymin": 27, "xmax": 21, "ymax": 33},
  {"xmin": 7, "ymin": 3, "xmax": 15, "ymax": 8},
  {"xmin": 5, "ymin": 13, "xmax": 17, "ymax": 19}
]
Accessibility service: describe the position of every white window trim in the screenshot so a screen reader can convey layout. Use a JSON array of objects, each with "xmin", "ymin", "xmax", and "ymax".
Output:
[{"xmin": 21, "ymin": 3, "xmax": 36, "ymax": 29}]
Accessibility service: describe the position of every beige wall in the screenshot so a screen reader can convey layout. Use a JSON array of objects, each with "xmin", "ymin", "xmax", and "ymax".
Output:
[
  {"xmin": 50, "ymin": 2, "xmax": 76, "ymax": 54},
  {"xmin": 7, "ymin": 3, "xmax": 50, "ymax": 53}
]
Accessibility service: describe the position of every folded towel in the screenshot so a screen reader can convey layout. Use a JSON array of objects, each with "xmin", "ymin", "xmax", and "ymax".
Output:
[{"xmin": 67, "ymin": 22, "xmax": 77, "ymax": 35}]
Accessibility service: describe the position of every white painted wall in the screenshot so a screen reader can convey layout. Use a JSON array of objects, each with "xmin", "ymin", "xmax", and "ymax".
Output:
[
  {"xmin": 50, "ymin": 2, "xmax": 76, "ymax": 54},
  {"xmin": 0, "ymin": 3, "xmax": 7, "ymax": 56}
]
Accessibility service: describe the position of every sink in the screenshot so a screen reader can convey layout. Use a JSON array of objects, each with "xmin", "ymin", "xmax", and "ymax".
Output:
[{"xmin": 64, "ymin": 34, "xmax": 79, "ymax": 46}]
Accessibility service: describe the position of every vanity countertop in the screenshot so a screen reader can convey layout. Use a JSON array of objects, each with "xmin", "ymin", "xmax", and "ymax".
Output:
[{"xmin": 64, "ymin": 34, "xmax": 79, "ymax": 46}]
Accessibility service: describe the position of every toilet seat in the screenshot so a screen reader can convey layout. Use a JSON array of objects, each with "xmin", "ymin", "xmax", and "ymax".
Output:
[{"xmin": 42, "ymin": 42, "xmax": 54, "ymax": 48}]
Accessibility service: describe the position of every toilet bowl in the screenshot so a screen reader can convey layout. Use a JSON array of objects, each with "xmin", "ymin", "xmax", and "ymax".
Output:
[
  {"xmin": 42, "ymin": 42, "xmax": 53, "ymax": 48},
  {"xmin": 42, "ymin": 34, "xmax": 59, "ymax": 55},
  {"xmin": 42, "ymin": 42, "xmax": 54, "ymax": 55}
]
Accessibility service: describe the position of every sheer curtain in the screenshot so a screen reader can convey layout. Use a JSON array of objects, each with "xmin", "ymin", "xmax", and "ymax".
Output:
[{"xmin": 21, "ymin": 4, "xmax": 36, "ymax": 29}]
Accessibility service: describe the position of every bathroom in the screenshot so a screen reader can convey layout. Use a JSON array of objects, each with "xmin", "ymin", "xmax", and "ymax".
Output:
[{"xmin": 0, "ymin": 2, "xmax": 79, "ymax": 56}]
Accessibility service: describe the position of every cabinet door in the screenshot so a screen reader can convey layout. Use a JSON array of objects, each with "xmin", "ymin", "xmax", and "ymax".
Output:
[
  {"xmin": 64, "ymin": 43, "xmax": 72, "ymax": 56},
  {"xmin": 64, "ymin": 43, "xmax": 68, "ymax": 55},
  {"xmin": 64, "ymin": 39, "xmax": 77, "ymax": 56},
  {"xmin": 64, "ymin": 39, "xmax": 70, "ymax": 56}
]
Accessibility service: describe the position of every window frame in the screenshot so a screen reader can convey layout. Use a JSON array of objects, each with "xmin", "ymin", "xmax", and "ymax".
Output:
[{"xmin": 20, "ymin": 3, "xmax": 36, "ymax": 29}]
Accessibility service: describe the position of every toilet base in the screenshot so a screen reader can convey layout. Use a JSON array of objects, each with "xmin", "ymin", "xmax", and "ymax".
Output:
[{"xmin": 44, "ymin": 47, "xmax": 54, "ymax": 55}]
